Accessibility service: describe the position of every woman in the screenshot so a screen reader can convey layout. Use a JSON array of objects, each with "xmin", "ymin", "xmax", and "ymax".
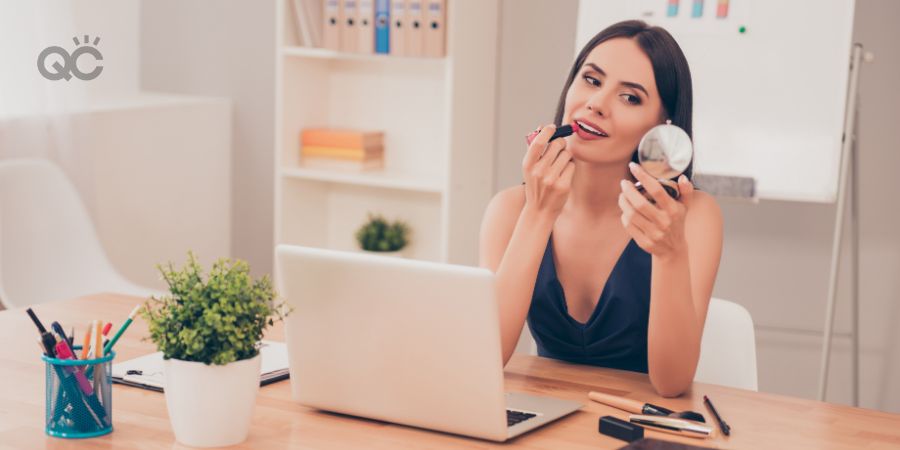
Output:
[{"xmin": 478, "ymin": 20, "xmax": 723, "ymax": 397}]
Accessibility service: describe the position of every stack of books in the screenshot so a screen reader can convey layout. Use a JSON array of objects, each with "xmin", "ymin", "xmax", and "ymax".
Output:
[{"xmin": 300, "ymin": 128, "xmax": 385, "ymax": 171}]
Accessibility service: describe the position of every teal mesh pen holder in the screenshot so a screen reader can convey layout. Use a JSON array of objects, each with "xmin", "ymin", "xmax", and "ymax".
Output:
[{"xmin": 41, "ymin": 347, "xmax": 115, "ymax": 438}]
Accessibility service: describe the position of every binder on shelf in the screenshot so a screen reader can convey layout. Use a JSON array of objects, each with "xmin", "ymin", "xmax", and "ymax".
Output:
[
  {"xmin": 405, "ymin": 0, "xmax": 424, "ymax": 57},
  {"xmin": 375, "ymin": 0, "xmax": 391, "ymax": 54},
  {"xmin": 340, "ymin": 0, "xmax": 359, "ymax": 53},
  {"xmin": 304, "ymin": 0, "xmax": 325, "ymax": 47},
  {"xmin": 323, "ymin": 0, "xmax": 342, "ymax": 50},
  {"xmin": 390, "ymin": 0, "xmax": 407, "ymax": 56},
  {"xmin": 357, "ymin": 0, "xmax": 376, "ymax": 54},
  {"xmin": 423, "ymin": 0, "xmax": 446, "ymax": 58},
  {"xmin": 291, "ymin": 0, "xmax": 313, "ymax": 47}
]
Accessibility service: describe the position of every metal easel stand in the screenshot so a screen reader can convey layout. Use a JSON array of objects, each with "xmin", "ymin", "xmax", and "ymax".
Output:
[{"xmin": 818, "ymin": 44, "xmax": 874, "ymax": 406}]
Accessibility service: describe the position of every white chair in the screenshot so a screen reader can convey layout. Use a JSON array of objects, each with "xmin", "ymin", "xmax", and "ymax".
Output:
[
  {"xmin": 514, "ymin": 297, "xmax": 758, "ymax": 391},
  {"xmin": 514, "ymin": 323, "xmax": 538, "ymax": 356},
  {"xmin": 0, "ymin": 159, "xmax": 157, "ymax": 309},
  {"xmin": 695, "ymin": 297, "xmax": 758, "ymax": 391}
]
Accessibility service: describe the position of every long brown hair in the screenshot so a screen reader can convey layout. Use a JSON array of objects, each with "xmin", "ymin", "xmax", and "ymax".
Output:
[{"xmin": 554, "ymin": 20, "xmax": 694, "ymax": 179}]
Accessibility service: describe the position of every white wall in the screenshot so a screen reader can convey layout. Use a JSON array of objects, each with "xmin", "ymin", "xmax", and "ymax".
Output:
[
  {"xmin": 139, "ymin": 0, "xmax": 277, "ymax": 277},
  {"xmin": 0, "ymin": 0, "xmax": 140, "ymax": 116},
  {"xmin": 494, "ymin": 0, "xmax": 900, "ymax": 412},
  {"xmin": 493, "ymin": 0, "xmax": 579, "ymax": 191}
]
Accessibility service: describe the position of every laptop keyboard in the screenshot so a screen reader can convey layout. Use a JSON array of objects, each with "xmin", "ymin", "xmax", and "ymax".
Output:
[{"xmin": 507, "ymin": 409, "xmax": 537, "ymax": 427}]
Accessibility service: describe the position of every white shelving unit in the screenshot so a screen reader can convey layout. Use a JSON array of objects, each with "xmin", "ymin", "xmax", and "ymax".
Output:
[{"xmin": 274, "ymin": 0, "xmax": 500, "ymax": 264}]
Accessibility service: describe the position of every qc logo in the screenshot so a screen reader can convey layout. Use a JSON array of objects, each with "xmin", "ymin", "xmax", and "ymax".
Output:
[{"xmin": 37, "ymin": 35, "xmax": 104, "ymax": 81}]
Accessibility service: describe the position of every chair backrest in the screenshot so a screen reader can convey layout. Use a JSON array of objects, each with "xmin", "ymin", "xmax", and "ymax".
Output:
[
  {"xmin": 515, "ymin": 298, "xmax": 758, "ymax": 391},
  {"xmin": 695, "ymin": 298, "xmax": 759, "ymax": 391},
  {"xmin": 514, "ymin": 323, "xmax": 538, "ymax": 356},
  {"xmin": 0, "ymin": 159, "xmax": 134, "ymax": 308}
]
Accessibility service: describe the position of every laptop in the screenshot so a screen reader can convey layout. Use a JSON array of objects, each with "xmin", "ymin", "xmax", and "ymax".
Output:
[{"xmin": 275, "ymin": 245, "xmax": 582, "ymax": 442}]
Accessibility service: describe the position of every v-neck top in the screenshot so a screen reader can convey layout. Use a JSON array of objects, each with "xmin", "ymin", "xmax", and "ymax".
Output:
[{"xmin": 526, "ymin": 234, "xmax": 652, "ymax": 373}]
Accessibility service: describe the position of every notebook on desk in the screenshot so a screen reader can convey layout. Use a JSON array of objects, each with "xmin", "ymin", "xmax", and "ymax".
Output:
[{"xmin": 111, "ymin": 340, "xmax": 290, "ymax": 392}]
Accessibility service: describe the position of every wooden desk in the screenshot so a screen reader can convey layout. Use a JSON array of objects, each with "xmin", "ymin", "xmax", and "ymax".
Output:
[{"xmin": 2, "ymin": 295, "xmax": 900, "ymax": 449}]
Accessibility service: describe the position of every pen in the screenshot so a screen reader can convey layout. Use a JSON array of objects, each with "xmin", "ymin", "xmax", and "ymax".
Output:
[
  {"xmin": 26, "ymin": 308, "xmax": 58, "ymax": 357},
  {"xmin": 94, "ymin": 320, "xmax": 102, "ymax": 359},
  {"xmin": 103, "ymin": 305, "xmax": 141, "ymax": 355},
  {"xmin": 86, "ymin": 320, "xmax": 98, "ymax": 359},
  {"xmin": 81, "ymin": 326, "xmax": 92, "ymax": 359},
  {"xmin": 703, "ymin": 395, "xmax": 731, "ymax": 436},
  {"xmin": 93, "ymin": 320, "xmax": 103, "ymax": 395},
  {"xmin": 51, "ymin": 321, "xmax": 71, "ymax": 348}
]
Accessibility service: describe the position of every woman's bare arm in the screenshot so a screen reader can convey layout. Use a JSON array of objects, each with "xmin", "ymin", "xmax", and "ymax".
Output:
[{"xmin": 478, "ymin": 124, "xmax": 575, "ymax": 365}]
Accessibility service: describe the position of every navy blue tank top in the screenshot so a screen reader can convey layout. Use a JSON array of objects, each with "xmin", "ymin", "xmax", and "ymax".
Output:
[{"xmin": 526, "ymin": 234, "xmax": 652, "ymax": 373}]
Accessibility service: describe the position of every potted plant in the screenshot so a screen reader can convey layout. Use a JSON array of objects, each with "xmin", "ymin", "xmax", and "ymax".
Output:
[
  {"xmin": 141, "ymin": 252, "xmax": 288, "ymax": 448},
  {"xmin": 355, "ymin": 213, "xmax": 411, "ymax": 257}
]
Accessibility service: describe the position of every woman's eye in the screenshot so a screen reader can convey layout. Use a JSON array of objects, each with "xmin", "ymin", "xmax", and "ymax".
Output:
[
  {"xmin": 582, "ymin": 74, "xmax": 600, "ymax": 87},
  {"xmin": 621, "ymin": 94, "xmax": 641, "ymax": 105}
]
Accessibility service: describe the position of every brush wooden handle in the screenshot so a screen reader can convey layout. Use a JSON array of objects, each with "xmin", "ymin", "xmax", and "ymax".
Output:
[{"xmin": 588, "ymin": 391, "xmax": 644, "ymax": 414}]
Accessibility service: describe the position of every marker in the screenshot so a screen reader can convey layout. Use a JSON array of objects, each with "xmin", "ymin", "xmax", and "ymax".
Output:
[
  {"xmin": 101, "ymin": 322, "xmax": 113, "ymax": 350},
  {"xmin": 26, "ymin": 308, "xmax": 58, "ymax": 357},
  {"xmin": 54, "ymin": 340, "xmax": 94, "ymax": 395},
  {"xmin": 103, "ymin": 305, "xmax": 141, "ymax": 355},
  {"xmin": 51, "ymin": 321, "xmax": 71, "ymax": 348}
]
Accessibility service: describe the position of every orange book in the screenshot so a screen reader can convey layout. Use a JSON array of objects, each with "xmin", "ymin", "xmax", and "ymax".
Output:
[
  {"xmin": 301, "ymin": 128, "xmax": 384, "ymax": 149},
  {"xmin": 301, "ymin": 155, "xmax": 384, "ymax": 171},
  {"xmin": 302, "ymin": 145, "xmax": 384, "ymax": 160}
]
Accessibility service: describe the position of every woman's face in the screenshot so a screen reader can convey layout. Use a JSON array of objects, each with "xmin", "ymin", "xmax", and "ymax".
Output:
[{"xmin": 562, "ymin": 38, "xmax": 664, "ymax": 165}]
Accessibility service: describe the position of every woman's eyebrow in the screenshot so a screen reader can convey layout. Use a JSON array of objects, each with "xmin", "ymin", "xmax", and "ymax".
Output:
[{"xmin": 583, "ymin": 62, "xmax": 649, "ymax": 97}]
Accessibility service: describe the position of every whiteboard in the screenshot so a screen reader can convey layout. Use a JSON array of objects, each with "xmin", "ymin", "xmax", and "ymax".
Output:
[{"xmin": 576, "ymin": 0, "xmax": 855, "ymax": 202}]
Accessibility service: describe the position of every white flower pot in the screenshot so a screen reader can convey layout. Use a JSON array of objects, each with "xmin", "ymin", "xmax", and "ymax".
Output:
[
  {"xmin": 164, "ymin": 354, "xmax": 261, "ymax": 447},
  {"xmin": 363, "ymin": 249, "xmax": 404, "ymax": 258}
]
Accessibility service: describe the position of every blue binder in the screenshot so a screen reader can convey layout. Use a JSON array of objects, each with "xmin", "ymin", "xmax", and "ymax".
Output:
[{"xmin": 375, "ymin": 0, "xmax": 390, "ymax": 54}]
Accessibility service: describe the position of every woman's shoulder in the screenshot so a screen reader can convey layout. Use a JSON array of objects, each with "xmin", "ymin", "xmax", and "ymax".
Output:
[
  {"xmin": 479, "ymin": 184, "xmax": 527, "ymax": 269},
  {"xmin": 482, "ymin": 184, "xmax": 526, "ymax": 231},
  {"xmin": 685, "ymin": 189, "xmax": 723, "ymax": 234},
  {"xmin": 483, "ymin": 185, "xmax": 525, "ymax": 237},
  {"xmin": 490, "ymin": 183, "xmax": 527, "ymax": 211},
  {"xmin": 688, "ymin": 190, "xmax": 721, "ymax": 214}
]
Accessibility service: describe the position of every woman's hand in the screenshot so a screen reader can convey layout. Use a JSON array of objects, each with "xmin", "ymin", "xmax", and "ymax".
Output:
[
  {"xmin": 522, "ymin": 124, "xmax": 575, "ymax": 220},
  {"xmin": 618, "ymin": 162, "xmax": 694, "ymax": 259}
]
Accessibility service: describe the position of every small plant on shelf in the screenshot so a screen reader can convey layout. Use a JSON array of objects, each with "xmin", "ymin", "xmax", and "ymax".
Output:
[{"xmin": 355, "ymin": 213, "xmax": 411, "ymax": 253}]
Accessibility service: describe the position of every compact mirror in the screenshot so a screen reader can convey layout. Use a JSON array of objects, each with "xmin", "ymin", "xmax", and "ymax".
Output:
[{"xmin": 634, "ymin": 120, "xmax": 693, "ymax": 202}]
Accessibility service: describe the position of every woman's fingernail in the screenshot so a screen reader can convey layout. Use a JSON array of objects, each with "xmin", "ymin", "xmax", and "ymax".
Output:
[
  {"xmin": 620, "ymin": 179, "xmax": 628, "ymax": 188},
  {"xmin": 628, "ymin": 162, "xmax": 638, "ymax": 171}
]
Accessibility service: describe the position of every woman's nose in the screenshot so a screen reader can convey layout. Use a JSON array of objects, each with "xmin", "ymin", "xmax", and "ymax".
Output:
[{"xmin": 586, "ymin": 90, "xmax": 612, "ymax": 117}]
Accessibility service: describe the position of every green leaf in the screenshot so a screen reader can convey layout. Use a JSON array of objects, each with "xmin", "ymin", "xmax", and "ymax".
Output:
[{"xmin": 141, "ymin": 251, "xmax": 291, "ymax": 365}]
